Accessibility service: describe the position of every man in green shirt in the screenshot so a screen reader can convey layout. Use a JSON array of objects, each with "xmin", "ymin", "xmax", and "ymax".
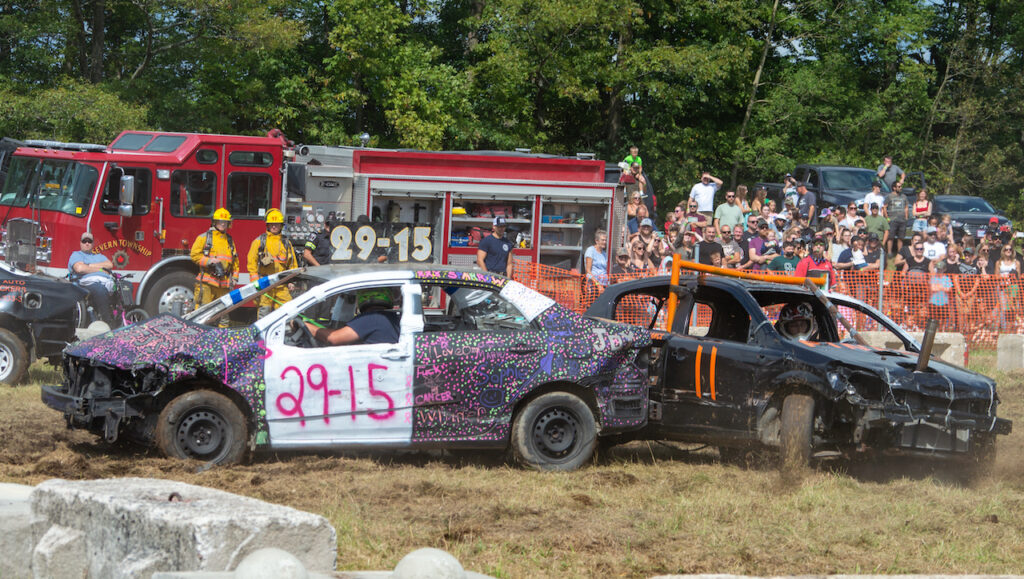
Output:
[
  {"xmin": 767, "ymin": 240, "xmax": 800, "ymax": 273},
  {"xmin": 713, "ymin": 190, "xmax": 744, "ymax": 231},
  {"xmin": 864, "ymin": 202, "xmax": 889, "ymax": 248}
]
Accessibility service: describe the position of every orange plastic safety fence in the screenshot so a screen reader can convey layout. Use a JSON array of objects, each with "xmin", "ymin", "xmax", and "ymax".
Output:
[{"xmin": 510, "ymin": 260, "xmax": 1023, "ymax": 349}]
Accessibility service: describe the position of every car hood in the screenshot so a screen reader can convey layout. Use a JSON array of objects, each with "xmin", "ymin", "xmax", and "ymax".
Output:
[
  {"xmin": 66, "ymin": 314, "xmax": 265, "ymax": 376},
  {"xmin": 801, "ymin": 341, "xmax": 995, "ymax": 399}
]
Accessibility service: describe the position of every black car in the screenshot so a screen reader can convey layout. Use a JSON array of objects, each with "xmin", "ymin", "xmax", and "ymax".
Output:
[
  {"xmin": 931, "ymin": 195, "xmax": 1012, "ymax": 238},
  {"xmin": 0, "ymin": 261, "xmax": 87, "ymax": 383},
  {"xmin": 584, "ymin": 274, "xmax": 1011, "ymax": 469}
]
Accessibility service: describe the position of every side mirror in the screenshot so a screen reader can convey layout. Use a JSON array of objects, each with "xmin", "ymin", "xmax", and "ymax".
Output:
[{"xmin": 118, "ymin": 175, "xmax": 135, "ymax": 217}]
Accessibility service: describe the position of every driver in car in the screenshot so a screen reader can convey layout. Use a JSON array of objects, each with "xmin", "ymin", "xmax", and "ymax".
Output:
[
  {"xmin": 776, "ymin": 302, "xmax": 818, "ymax": 341},
  {"xmin": 303, "ymin": 289, "xmax": 400, "ymax": 346}
]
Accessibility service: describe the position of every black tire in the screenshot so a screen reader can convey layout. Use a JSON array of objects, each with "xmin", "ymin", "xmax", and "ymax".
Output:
[
  {"xmin": 143, "ymin": 270, "xmax": 196, "ymax": 316},
  {"xmin": 155, "ymin": 390, "xmax": 248, "ymax": 465},
  {"xmin": 965, "ymin": 433, "xmax": 997, "ymax": 481},
  {"xmin": 779, "ymin": 393, "xmax": 815, "ymax": 470},
  {"xmin": 125, "ymin": 308, "xmax": 150, "ymax": 325},
  {"xmin": 0, "ymin": 328, "xmax": 29, "ymax": 385},
  {"xmin": 511, "ymin": 392, "xmax": 597, "ymax": 471}
]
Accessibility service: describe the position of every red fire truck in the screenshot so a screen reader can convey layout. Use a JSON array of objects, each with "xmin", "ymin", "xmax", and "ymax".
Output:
[
  {"xmin": 0, "ymin": 131, "xmax": 293, "ymax": 315},
  {"xmin": 0, "ymin": 131, "xmax": 622, "ymax": 315}
]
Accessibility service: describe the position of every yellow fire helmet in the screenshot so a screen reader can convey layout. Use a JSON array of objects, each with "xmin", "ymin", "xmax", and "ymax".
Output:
[
  {"xmin": 451, "ymin": 205, "xmax": 467, "ymax": 215},
  {"xmin": 265, "ymin": 208, "xmax": 285, "ymax": 224},
  {"xmin": 212, "ymin": 208, "xmax": 232, "ymax": 222}
]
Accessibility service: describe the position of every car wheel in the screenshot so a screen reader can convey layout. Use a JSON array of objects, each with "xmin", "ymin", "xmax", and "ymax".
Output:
[
  {"xmin": 0, "ymin": 328, "xmax": 29, "ymax": 385},
  {"xmin": 155, "ymin": 390, "xmax": 248, "ymax": 465},
  {"xmin": 143, "ymin": 270, "xmax": 196, "ymax": 316},
  {"xmin": 511, "ymin": 392, "xmax": 596, "ymax": 471},
  {"xmin": 779, "ymin": 393, "xmax": 815, "ymax": 470},
  {"xmin": 965, "ymin": 433, "xmax": 996, "ymax": 480},
  {"xmin": 125, "ymin": 308, "xmax": 150, "ymax": 325}
]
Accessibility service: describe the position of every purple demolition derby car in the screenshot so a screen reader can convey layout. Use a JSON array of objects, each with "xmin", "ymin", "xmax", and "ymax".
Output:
[{"xmin": 42, "ymin": 265, "xmax": 650, "ymax": 470}]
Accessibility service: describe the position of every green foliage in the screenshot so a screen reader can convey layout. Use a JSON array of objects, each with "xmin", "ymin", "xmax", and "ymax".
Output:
[
  {"xmin": 0, "ymin": 0, "xmax": 1021, "ymax": 220},
  {"xmin": 0, "ymin": 79, "xmax": 148, "ymax": 142}
]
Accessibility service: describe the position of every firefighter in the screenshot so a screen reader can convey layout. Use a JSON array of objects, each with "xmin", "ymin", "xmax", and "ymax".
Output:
[
  {"xmin": 190, "ymin": 208, "xmax": 238, "ymax": 327},
  {"xmin": 302, "ymin": 219, "xmax": 334, "ymax": 266},
  {"xmin": 248, "ymin": 208, "xmax": 298, "ymax": 318}
]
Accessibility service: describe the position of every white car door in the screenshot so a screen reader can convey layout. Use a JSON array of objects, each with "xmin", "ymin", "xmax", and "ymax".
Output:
[{"xmin": 263, "ymin": 282, "xmax": 421, "ymax": 447}]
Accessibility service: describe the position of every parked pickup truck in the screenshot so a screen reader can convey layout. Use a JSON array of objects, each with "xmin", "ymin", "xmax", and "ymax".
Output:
[{"xmin": 758, "ymin": 164, "xmax": 895, "ymax": 209}]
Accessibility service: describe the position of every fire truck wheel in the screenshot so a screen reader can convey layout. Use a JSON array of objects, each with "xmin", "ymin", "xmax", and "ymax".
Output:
[
  {"xmin": 0, "ymin": 328, "xmax": 29, "ymax": 385},
  {"xmin": 144, "ymin": 271, "xmax": 196, "ymax": 316}
]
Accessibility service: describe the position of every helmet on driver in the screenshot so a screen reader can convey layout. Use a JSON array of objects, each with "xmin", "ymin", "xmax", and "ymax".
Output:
[
  {"xmin": 356, "ymin": 288, "xmax": 393, "ymax": 312},
  {"xmin": 777, "ymin": 302, "xmax": 817, "ymax": 340}
]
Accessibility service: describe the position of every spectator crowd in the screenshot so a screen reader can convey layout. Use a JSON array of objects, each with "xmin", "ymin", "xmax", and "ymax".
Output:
[{"xmin": 588, "ymin": 149, "xmax": 1024, "ymax": 341}]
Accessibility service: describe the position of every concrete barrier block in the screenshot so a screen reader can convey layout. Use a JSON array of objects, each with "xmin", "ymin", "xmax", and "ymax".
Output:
[
  {"xmin": 997, "ymin": 334, "xmax": 1024, "ymax": 372},
  {"xmin": 32, "ymin": 524, "xmax": 87, "ymax": 579},
  {"xmin": 31, "ymin": 478, "xmax": 337, "ymax": 579},
  {"xmin": 0, "ymin": 482, "xmax": 47, "ymax": 579},
  {"xmin": 857, "ymin": 331, "xmax": 966, "ymax": 366}
]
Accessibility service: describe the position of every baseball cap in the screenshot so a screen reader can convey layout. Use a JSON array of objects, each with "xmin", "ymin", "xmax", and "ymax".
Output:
[
  {"xmin": 640, "ymin": 218, "xmax": 654, "ymax": 228},
  {"xmin": 80, "ymin": 233, "xmax": 94, "ymax": 242},
  {"xmin": 785, "ymin": 173, "xmax": 792, "ymax": 178},
  {"xmin": 989, "ymin": 216, "xmax": 999, "ymax": 224},
  {"xmin": 615, "ymin": 247, "xmax": 629, "ymax": 257},
  {"xmin": 964, "ymin": 246, "xmax": 975, "ymax": 254},
  {"xmin": 926, "ymin": 225, "xmax": 937, "ymax": 233},
  {"xmin": 493, "ymin": 216, "xmax": 507, "ymax": 227},
  {"xmin": 870, "ymin": 202, "xmax": 879, "ymax": 209},
  {"xmin": 867, "ymin": 233, "xmax": 880, "ymax": 242},
  {"xmin": 822, "ymin": 226, "xmax": 834, "ymax": 233},
  {"xmin": 812, "ymin": 236, "xmax": 827, "ymax": 246},
  {"xmin": 756, "ymin": 219, "xmax": 768, "ymax": 229}
]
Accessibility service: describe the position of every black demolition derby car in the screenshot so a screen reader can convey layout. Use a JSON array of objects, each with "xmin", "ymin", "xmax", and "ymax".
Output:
[
  {"xmin": 42, "ymin": 265, "xmax": 651, "ymax": 470},
  {"xmin": 0, "ymin": 261, "xmax": 87, "ymax": 384},
  {"xmin": 584, "ymin": 273, "xmax": 1012, "ymax": 469}
]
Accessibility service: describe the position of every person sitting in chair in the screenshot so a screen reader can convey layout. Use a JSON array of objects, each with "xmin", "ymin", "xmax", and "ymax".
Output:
[
  {"xmin": 68, "ymin": 232, "xmax": 115, "ymax": 326},
  {"xmin": 776, "ymin": 302, "xmax": 817, "ymax": 341},
  {"xmin": 304, "ymin": 289, "xmax": 400, "ymax": 346}
]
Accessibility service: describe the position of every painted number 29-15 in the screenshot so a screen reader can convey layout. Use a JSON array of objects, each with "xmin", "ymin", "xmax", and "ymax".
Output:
[
  {"xmin": 275, "ymin": 363, "xmax": 395, "ymax": 426},
  {"xmin": 330, "ymin": 225, "xmax": 432, "ymax": 262}
]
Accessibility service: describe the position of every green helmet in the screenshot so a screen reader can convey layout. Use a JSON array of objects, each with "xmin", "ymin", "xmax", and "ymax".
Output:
[{"xmin": 357, "ymin": 289, "xmax": 393, "ymax": 311}]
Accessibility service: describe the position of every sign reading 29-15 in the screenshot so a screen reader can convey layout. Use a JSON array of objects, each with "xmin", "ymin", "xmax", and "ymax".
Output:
[{"xmin": 330, "ymin": 223, "xmax": 434, "ymax": 263}]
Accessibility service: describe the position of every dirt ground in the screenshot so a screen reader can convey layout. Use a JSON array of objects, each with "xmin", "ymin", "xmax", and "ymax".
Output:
[{"xmin": 4, "ymin": 359, "xmax": 1024, "ymax": 578}]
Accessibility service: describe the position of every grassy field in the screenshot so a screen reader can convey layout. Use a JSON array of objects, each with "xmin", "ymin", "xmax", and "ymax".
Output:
[{"xmin": 2, "ymin": 351, "xmax": 1023, "ymax": 577}]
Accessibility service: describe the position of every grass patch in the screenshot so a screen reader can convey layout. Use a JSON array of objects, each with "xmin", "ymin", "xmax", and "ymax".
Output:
[{"xmin": 2, "ymin": 356, "xmax": 1023, "ymax": 576}]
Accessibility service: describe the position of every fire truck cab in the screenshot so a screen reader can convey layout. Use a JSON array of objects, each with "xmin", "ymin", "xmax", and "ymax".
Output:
[{"xmin": 0, "ymin": 131, "xmax": 291, "ymax": 315}]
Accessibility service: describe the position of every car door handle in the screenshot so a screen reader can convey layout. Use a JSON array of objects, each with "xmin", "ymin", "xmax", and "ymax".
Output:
[
  {"xmin": 510, "ymin": 344, "xmax": 540, "ymax": 355},
  {"xmin": 381, "ymin": 350, "xmax": 409, "ymax": 361}
]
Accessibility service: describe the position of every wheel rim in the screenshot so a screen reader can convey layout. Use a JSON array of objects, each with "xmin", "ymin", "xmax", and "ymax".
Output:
[
  {"xmin": 175, "ymin": 408, "xmax": 230, "ymax": 460},
  {"xmin": 0, "ymin": 343, "xmax": 12, "ymax": 380},
  {"xmin": 532, "ymin": 407, "xmax": 580, "ymax": 461},
  {"xmin": 159, "ymin": 285, "xmax": 194, "ymax": 315}
]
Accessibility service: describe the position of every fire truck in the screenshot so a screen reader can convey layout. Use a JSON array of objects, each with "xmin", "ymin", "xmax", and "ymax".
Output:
[{"xmin": 0, "ymin": 131, "xmax": 622, "ymax": 316}]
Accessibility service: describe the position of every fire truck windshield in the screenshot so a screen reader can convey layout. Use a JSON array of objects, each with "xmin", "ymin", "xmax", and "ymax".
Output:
[{"xmin": 0, "ymin": 157, "xmax": 99, "ymax": 216}]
